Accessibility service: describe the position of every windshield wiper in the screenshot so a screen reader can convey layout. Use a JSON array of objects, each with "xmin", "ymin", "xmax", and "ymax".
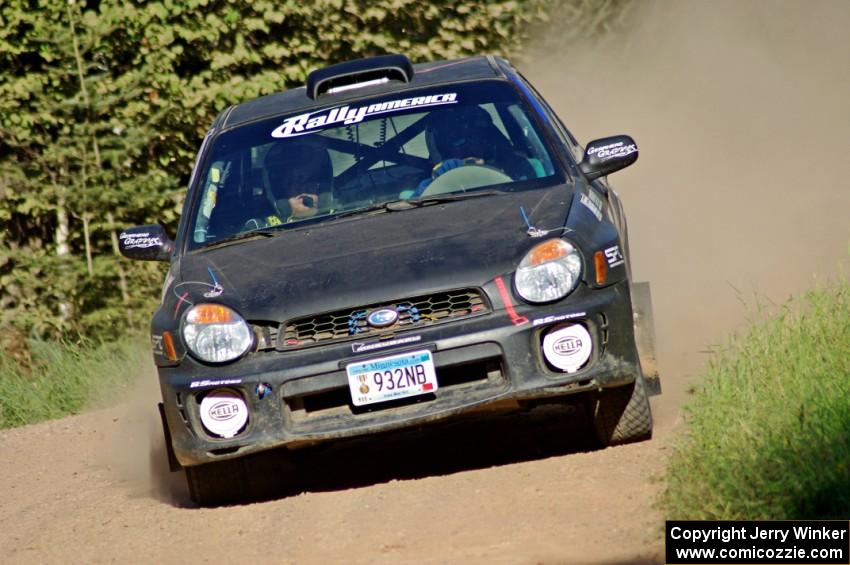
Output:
[
  {"xmin": 332, "ymin": 190, "xmax": 499, "ymax": 220},
  {"xmin": 201, "ymin": 226, "xmax": 286, "ymax": 250},
  {"xmin": 393, "ymin": 190, "xmax": 498, "ymax": 208}
]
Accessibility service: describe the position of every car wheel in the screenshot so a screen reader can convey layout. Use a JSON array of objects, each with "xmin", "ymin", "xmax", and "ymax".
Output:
[
  {"xmin": 186, "ymin": 450, "xmax": 297, "ymax": 507},
  {"xmin": 588, "ymin": 372, "xmax": 653, "ymax": 447},
  {"xmin": 185, "ymin": 457, "xmax": 250, "ymax": 507}
]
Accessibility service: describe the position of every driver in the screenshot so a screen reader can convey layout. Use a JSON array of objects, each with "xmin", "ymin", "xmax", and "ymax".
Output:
[
  {"xmin": 264, "ymin": 137, "xmax": 333, "ymax": 222},
  {"xmin": 417, "ymin": 105, "xmax": 534, "ymax": 192}
]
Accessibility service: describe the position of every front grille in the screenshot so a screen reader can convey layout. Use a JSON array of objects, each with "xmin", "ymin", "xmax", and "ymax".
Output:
[{"xmin": 282, "ymin": 288, "xmax": 488, "ymax": 348}]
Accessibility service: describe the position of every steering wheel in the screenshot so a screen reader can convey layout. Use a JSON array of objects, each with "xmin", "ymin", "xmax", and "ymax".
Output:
[
  {"xmin": 241, "ymin": 215, "xmax": 282, "ymax": 232},
  {"xmin": 421, "ymin": 162, "xmax": 513, "ymax": 196}
]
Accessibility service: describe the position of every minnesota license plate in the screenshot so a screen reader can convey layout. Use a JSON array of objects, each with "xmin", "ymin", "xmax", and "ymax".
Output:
[{"xmin": 346, "ymin": 350, "xmax": 438, "ymax": 407}]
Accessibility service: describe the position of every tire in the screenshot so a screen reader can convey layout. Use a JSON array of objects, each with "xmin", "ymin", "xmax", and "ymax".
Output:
[
  {"xmin": 588, "ymin": 372, "xmax": 653, "ymax": 447},
  {"xmin": 185, "ymin": 450, "xmax": 297, "ymax": 507},
  {"xmin": 185, "ymin": 457, "xmax": 250, "ymax": 507}
]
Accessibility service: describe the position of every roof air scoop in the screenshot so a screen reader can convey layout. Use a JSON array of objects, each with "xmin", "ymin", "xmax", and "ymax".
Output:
[{"xmin": 306, "ymin": 54, "xmax": 414, "ymax": 100}]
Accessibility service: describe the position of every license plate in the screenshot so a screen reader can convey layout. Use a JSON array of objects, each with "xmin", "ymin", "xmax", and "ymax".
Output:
[{"xmin": 346, "ymin": 350, "xmax": 438, "ymax": 407}]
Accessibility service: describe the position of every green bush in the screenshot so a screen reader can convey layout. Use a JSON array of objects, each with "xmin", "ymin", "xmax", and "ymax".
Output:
[
  {"xmin": 0, "ymin": 336, "xmax": 151, "ymax": 429},
  {"xmin": 662, "ymin": 279, "xmax": 850, "ymax": 519}
]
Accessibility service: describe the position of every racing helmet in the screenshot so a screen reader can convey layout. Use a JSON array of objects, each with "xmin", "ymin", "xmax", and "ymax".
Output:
[
  {"xmin": 425, "ymin": 105, "xmax": 502, "ymax": 163},
  {"xmin": 264, "ymin": 137, "xmax": 333, "ymax": 200}
]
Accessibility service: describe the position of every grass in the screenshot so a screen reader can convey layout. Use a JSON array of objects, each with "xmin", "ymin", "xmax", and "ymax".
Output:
[
  {"xmin": 0, "ymin": 336, "xmax": 151, "ymax": 429},
  {"xmin": 661, "ymin": 278, "xmax": 850, "ymax": 519}
]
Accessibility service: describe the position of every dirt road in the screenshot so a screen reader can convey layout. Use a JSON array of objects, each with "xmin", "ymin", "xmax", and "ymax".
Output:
[{"xmin": 0, "ymin": 366, "xmax": 681, "ymax": 565}]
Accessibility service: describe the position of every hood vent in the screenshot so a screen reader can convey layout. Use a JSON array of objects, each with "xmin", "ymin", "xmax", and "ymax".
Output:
[{"xmin": 306, "ymin": 54, "xmax": 414, "ymax": 100}]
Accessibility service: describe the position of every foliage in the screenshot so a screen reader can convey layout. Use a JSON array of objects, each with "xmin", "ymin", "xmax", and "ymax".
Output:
[
  {"xmin": 661, "ymin": 279, "xmax": 850, "ymax": 519},
  {"xmin": 0, "ymin": 335, "xmax": 151, "ymax": 429},
  {"xmin": 0, "ymin": 0, "xmax": 628, "ymax": 341}
]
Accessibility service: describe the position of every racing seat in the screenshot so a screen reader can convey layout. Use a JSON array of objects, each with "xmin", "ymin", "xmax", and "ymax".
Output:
[{"xmin": 207, "ymin": 169, "xmax": 279, "ymax": 235}]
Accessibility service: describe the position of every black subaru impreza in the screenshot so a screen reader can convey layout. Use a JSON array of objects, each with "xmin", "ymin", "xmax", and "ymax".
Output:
[{"xmin": 120, "ymin": 54, "xmax": 659, "ymax": 506}]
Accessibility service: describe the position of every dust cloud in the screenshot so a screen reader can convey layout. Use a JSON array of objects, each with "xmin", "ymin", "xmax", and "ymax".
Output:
[
  {"xmin": 523, "ymin": 1, "xmax": 850, "ymax": 398},
  {"xmin": 101, "ymin": 359, "xmax": 189, "ymax": 504}
]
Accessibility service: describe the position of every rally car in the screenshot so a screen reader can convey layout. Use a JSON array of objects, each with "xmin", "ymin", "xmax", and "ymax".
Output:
[{"xmin": 120, "ymin": 54, "xmax": 660, "ymax": 506}]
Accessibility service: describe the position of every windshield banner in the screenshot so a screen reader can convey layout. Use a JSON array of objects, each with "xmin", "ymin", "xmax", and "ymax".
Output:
[{"xmin": 271, "ymin": 92, "xmax": 458, "ymax": 138}]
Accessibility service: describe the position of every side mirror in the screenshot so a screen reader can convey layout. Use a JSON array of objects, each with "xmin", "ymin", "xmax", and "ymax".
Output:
[
  {"xmin": 579, "ymin": 135, "xmax": 639, "ymax": 181},
  {"xmin": 118, "ymin": 224, "xmax": 174, "ymax": 262}
]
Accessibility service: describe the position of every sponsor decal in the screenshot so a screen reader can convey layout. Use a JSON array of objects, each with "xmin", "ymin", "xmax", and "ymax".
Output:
[
  {"xmin": 366, "ymin": 308, "xmax": 399, "ymax": 328},
  {"xmin": 271, "ymin": 92, "xmax": 458, "ymax": 138},
  {"xmin": 603, "ymin": 245, "xmax": 625, "ymax": 268},
  {"xmin": 151, "ymin": 334, "xmax": 164, "ymax": 355},
  {"xmin": 531, "ymin": 311, "xmax": 587, "ymax": 327},
  {"xmin": 588, "ymin": 141, "xmax": 637, "ymax": 162},
  {"xmin": 171, "ymin": 267, "xmax": 224, "ymax": 318},
  {"xmin": 520, "ymin": 205, "xmax": 573, "ymax": 238},
  {"xmin": 209, "ymin": 400, "xmax": 240, "ymax": 421},
  {"xmin": 542, "ymin": 324, "xmax": 593, "ymax": 373},
  {"xmin": 202, "ymin": 267, "xmax": 224, "ymax": 298},
  {"xmin": 119, "ymin": 231, "xmax": 162, "ymax": 249},
  {"xmin": 203, "ymin": 285, "xmax": 223, "ymax": 298},
  {"xmin": 190, "ymin": 378, "xmax": 243, "ymax": 389},
  {"xmin": 553, "ymin": 336, "xmax": 583, "ymax": 355},
  {"xmin": 351, "ymin": 335, "xmax": 422, "ymax": 353},
  {"xmin": 579, "ymin": 189, "xmax": 604, "ymax": 221}
]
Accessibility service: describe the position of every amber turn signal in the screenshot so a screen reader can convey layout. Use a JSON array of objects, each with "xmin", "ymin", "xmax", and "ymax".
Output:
[
  {"xmin": 186, "ymin": 303, "xmax": 234, "ymax": 324},
  {"xmin": 526, "ymin": 239, "xmax": 570, "ymax": 266},
  {"xmin": 162, "ymin": 331, "xmax": 178, "ymax": 361},
  {"xmin": 594, "ymin": 251, "xmax": 607, "ymax": 285}
]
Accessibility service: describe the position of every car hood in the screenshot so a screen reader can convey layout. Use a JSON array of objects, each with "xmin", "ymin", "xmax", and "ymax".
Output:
[{"xmin": 179, "ymin": 185, "xmax": 572, "ymax": 321}]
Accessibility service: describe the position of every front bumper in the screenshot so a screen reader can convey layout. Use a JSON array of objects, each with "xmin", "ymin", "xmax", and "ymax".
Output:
[{"xmin": 159, "ymin": 279, "xmax": 641, "ymax": 466}]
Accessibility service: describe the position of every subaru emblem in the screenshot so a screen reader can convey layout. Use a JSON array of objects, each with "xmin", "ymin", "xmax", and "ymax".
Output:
[{"xmin": 366, "ymin": 308, "xmax": 399, "ymax": 328}]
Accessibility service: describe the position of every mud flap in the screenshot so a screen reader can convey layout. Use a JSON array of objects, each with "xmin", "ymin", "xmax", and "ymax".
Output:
[
  {"xmin": 158, "ymin": 402, "xmax": 182, "ymax": 472},
  {"xmin": 631, "ymin": 282, "xmax": 661, "ymax": 396}
]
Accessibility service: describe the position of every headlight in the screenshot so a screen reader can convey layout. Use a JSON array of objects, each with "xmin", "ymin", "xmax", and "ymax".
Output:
[
  {"xmin": 182, "ymin": 304, "xmax": 253, "ymax": 363},
  {"xmin": 514, "ymin": 239, "xmax": 583, "ymax": 303}
]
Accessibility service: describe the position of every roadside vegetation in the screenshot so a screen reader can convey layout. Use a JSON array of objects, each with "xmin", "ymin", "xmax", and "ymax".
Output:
[
  {"xmin": 0, "ymin": 336, "xmax": 150, "ymax": 430},
  {"xmin": 662, "ymin": 278, "xmax": 850, "ymax": 519}
]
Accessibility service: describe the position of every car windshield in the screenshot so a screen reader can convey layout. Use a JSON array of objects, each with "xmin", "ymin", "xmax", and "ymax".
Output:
[{"xmin": 188, "ymin": 80, "xmax": 563, "ymax": 249}]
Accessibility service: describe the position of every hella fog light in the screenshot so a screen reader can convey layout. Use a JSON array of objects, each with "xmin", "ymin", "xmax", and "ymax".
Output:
[
  {"xmin": 182, "ymin": 303, "xmax": 253, "ymax": 363},
  {"xmin": 542, "ymin": 324, "xmax": 592, "ymax": 373},
  {"xmin": 199, "ymin": 388, "xmax": 249, "ymax": 438},
  {"xmin": 515, "ymin": 239, "xmax": 582, "ymax": 303}
]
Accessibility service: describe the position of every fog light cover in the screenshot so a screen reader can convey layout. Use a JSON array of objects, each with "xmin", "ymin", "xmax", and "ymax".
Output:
[
  {"xmin": 542, "ymin": 324, "xmax": 592, "ymax": 373},
  {"xmin": 199, "ymin": 388, "xmax": 249, "ymax": 438}
]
